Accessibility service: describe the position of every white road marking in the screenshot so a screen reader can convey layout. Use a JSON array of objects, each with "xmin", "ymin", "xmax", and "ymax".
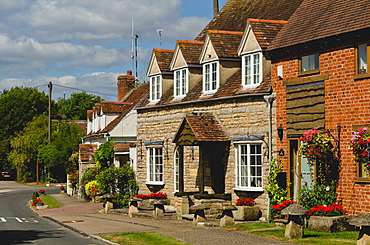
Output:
[{"xmin": 0, "ymin": 217, "xmax": 39, "ymax": 223}]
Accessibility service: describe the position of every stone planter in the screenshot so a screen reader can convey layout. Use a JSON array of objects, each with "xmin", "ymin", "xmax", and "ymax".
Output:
[
  {"xmin": 232, "ymin": 206, "xmax": 262, "ymax": 221},
  {"xmin": 307, "ymin": 215, "xmax": 355, "ymax": 233},
  {"xmin": 138, "ymin": 199, "xmax": 170, "ymax": 210}
]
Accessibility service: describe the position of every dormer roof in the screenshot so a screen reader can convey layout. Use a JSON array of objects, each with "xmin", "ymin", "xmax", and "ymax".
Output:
[
  {"xmin": 170, "ymin": 40, "xmax": 204, "ymax": 70},
  {"xmin": 238, "ymin": 19, "xmax": 286, "ymax": 54},
  {"xmin": 269, "ymin": 0, "xmax": 370, "ymax": 51},
  {"xmin": 147, "ymin": 49, "xmax": 174, "ymax": 76},
  {"xmin": 200, "ymin": 30, "xmax": 243, "ymax": 63},
  {"xmin": 196, "ymin": 0, "xmax": 304, "ymax": 41}
]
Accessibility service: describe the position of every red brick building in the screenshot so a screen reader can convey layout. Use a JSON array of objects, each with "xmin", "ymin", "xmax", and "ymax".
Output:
[{"xmin": 269, "ymin": 0, "xmax": 370, "ymax": 214}]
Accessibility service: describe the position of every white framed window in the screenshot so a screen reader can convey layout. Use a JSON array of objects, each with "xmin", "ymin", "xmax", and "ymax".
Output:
[
  {"xmin": 147, "ymin": 147, "xmax": 163, "ymax": 184},
  {"xmin": 300, "ymin": 53, "xmax": 319, "ymax": 72},
  {"xmin": 203, "ymin": 61, "xmax": 219, "ymax": 93},
  {"xmin": 235, "ymin": 143, "xmax": 263, "ymax": 191},
  {"xmin": 242, "ymin": 52, "xmax": 262, "ymax": 87},
  {"xmin": 150, "ymin": 75, "xmax": 161, "ymax": 101},
  {"xmin": 174, "ymin": 69, "xmax": 188, "ymax": 97}
]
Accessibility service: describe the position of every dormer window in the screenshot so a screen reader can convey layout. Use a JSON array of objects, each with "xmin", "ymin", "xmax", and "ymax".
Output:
[
  {"xmin": 242, "ymin": 52, "xmax": 262, "ymax": 87},
  {"xmin": 174, "ymin": 69, "xmax": 188, "ymax": 97},
  {"xmin": 150, "ymin": 75, "xmax": 161, "ymax": 101},
  {"xmin": 203, "ymin": 61, "xmax": 219, "ymax": 93}
]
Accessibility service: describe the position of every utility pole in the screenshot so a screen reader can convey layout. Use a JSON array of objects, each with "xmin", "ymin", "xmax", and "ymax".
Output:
[{"xmin": 48, "ymin": 82, "xmax": 52, "ymax": 144}]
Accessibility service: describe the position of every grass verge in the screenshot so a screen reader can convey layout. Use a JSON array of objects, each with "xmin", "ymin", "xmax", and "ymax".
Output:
[
  {"xmin": 231, "ymin": 222, "xmax": 358, "ymax": 245},
  {"xmin": 39, "ymin": 195, "xmax": 62, "ymax": 208},
  {"xmin": 99, "ymin": 232, "xmax": 190, "ymax": 245}
]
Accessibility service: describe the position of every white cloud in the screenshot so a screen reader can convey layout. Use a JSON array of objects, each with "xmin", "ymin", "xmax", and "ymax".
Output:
[{"xmin": 0, "ymin": 0, "xmax": 212, "ymax": 96}]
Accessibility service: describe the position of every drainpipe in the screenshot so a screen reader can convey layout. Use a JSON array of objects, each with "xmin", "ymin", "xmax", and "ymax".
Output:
[
  {"xmin": 264, "ymin": 94, "xmax": 275, "ymax": 162},
  {"xmin": 264, "ymin": 93, "xmax": 275, "ymax": 220}
]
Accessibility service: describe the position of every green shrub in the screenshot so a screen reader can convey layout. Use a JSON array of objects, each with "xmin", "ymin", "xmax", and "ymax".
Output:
[
  {"xmin": 299, "ymin": 181, "xmax": 337, "ymax": 210},
  {"xmin": 32, "ymin": 191, "xmax": 39, "ymax": 200},
  {"xmin": 95, "ymin": 165, "xmax": 138, "ymax": 207}
]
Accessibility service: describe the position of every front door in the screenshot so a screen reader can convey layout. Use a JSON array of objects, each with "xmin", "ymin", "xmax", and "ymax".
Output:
[{"xmin": 289, "ymin": 139, "xmax": 312, "ymax": 201}]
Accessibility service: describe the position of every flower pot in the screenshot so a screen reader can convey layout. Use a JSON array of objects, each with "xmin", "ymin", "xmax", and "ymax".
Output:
[
  {"xmin": 307, "ymin": 215, "xmax": 356, "ymax": 233},
  {"xmin": 232, "ymin": 206, "xmax": 262, "ymax": 221}
]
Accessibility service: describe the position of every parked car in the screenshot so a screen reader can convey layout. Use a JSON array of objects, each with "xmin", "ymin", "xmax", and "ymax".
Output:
[{"xmin": 0, "ymin": 169, "xmax": 16, "ymax": 180}]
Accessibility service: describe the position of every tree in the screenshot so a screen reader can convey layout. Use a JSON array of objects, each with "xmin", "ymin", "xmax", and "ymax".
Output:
[
  {"xmin": 94, "ymin": 141, "xmax": 115, "ymax": 170},
  {"xmin": 0, "ymin": 87, "xmax": 49, "ymax": 168},
  {"xmin": 55, "ymin": 92, "xmax": 102, "ymax": 120},
  {"xmin": 8, "ymin": 115, "xmax": 48, "ymax": 182},
  {"xmin": 38, "ymin": 120, "xmax": 84, "ymax": 182}
]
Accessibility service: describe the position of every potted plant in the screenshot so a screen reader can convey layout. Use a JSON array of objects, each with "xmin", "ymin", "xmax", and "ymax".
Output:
[
  {"xmin": 38, "ymin": 190, "xmax": 46, "ymax": 195},
  {"xmin": 133, "ymin": 192, "xmax": 169, "ymax": 210},
  {"xmin": 306, "ymin": 203, "xmax": 355, "ymax": 232},
  {"xmin": 350, "ymin": 127, "xmax": 370, "ymax": 174},
  {"xmin": 232, "ymin": 197, "xmax": 261, "ymax": 221}
]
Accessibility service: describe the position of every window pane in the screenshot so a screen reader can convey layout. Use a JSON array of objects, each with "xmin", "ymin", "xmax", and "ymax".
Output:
[
  {"xmin": 175, "ymin": 71, "xmax": 180, "ymax": 96},
  {"xmin": 156, "ymin": 76, "xmax": 160, "ymax": 99},
  {"xmin": 253, "ymin": 54, "xmax": 260, "ymax": 84},
  {"xmin": 211, "ymin": 63, "xmax": 217, "ymax": 90},
  {"xmin": 301, "ymin": 54, "xmax": 319, "ymax": 71},
  {"xmin": 205, "ymin": 64, "xmax": 210, "ymax": 91},
  {"xmin": 245, "ymin": 56, "xmax": 251, "ymax": 85},
  {"xmin": 182, "ymin": 69, "xmax": 187, "ymax": 95},
  {"xmin": 358, "ymin": 44, "xmax": 368, "ymax": 74}
]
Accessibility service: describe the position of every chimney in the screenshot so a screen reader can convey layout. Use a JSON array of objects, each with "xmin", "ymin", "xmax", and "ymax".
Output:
[
  {"xmin": 117, "ymin": 70, "xmax": 135, "ymax": 101},
  {"xmin": 213, "ymin": 0, "xmax": 219, "ymax": 17}
]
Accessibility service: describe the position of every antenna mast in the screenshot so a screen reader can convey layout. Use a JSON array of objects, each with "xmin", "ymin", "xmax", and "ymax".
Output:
[
  {"xmin": 157, "ymin": 29, "xmax": 163, "ymax": 48},
  {"xmin": 131, "ymin": 18, "xmax": 134, "ymax": 74}
]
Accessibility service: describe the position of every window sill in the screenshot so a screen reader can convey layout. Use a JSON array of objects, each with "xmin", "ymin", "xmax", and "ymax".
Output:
[
  {"xmin": 354, "ymin": 73, "xmax": 370, "ymax": 80},
  {"xmin": 233, "ymin": 187, "xmax": 263, "ymax": 192},
  {"xmin": 146, "ymin": 182, "xmax": 164, "ymax": 186},
  {"xmin": 355, "ymin": 178, "xmax": 370, "ymax": 183},
  {"xmin": 298, "ymin": 69, "xmax": 320, "ymax": 77}
]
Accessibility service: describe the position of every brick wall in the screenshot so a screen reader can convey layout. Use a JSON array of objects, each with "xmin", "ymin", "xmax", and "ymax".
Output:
[{"xmin": 272, "ymin": 46, "xmax": 370, "ymax": 214}]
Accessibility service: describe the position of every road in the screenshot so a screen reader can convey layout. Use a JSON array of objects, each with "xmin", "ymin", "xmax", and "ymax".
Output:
[{"xmin": 0, "ymin": 181, "xmax": 105, "ymax": 245}]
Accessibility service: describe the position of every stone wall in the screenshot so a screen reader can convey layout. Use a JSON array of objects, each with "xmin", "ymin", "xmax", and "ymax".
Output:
[{"xmin": 136, "ymin": 95, "xmax": 275, "ymax": 217}]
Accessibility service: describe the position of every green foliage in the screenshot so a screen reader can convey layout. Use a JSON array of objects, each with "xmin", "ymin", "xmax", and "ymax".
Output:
[
  {"xmin": 38, "ymin": 121, "xmax": 84, "ymax": 182},
  {"xmin": 266, "ymin": 159, "xmax": 289, "ymax": 206},
  {"xmin": 0, "ymin": 87, "xmax": 49, "ymax": 168},
  {"xmin": 55, "ymin": 92, "xmax": 102, "ymax": 120},
  {"xmin": 299, "ymin": 181, "xmax": 337, "ymax": 210},
  {"xmin": 8, "ymin": 115, "xmax": 48, "ymax": 181},
  {"xmin": 94, "ymin": 141, "xmax": 115, "ymax": 169},
  {"xmin": 95, "ymin": 165, "xmax": 138, "ymax": 207},
  {"xmin": 32, "ymin": 191, "xmax": 39, "ymax": 200}
]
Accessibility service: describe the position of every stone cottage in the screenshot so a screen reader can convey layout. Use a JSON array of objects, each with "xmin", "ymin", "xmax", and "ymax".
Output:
[{"xmin": 135, "ymin": 0, "xmax": 304, "ymax": 217}]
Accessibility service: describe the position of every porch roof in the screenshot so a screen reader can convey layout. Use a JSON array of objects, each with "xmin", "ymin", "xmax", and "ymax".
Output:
[{"xmin": 173, "ymin": 112, "xmax": 229, "ymax": 145}]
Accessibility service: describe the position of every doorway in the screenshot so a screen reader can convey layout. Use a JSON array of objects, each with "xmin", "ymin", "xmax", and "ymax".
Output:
[{"xmin": 288, "ymin": 139, "xmax": 312, "ymax": 201}]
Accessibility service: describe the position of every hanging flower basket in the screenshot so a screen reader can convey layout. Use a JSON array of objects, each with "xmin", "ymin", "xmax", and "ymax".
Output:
[{"xmin": 350, "ymin": 127, "xmax": 370, "ymax": 172}]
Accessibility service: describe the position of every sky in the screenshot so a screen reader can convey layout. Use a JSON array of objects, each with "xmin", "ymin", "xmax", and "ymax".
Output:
[{"xmin": 0, "ymin": 0, "xmax": 228, "ymax": 101}]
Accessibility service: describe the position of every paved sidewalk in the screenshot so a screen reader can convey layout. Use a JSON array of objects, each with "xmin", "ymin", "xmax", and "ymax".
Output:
[{"xmin": 33, "ymin": 194, "xmax": 297, "ymax": 245}]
